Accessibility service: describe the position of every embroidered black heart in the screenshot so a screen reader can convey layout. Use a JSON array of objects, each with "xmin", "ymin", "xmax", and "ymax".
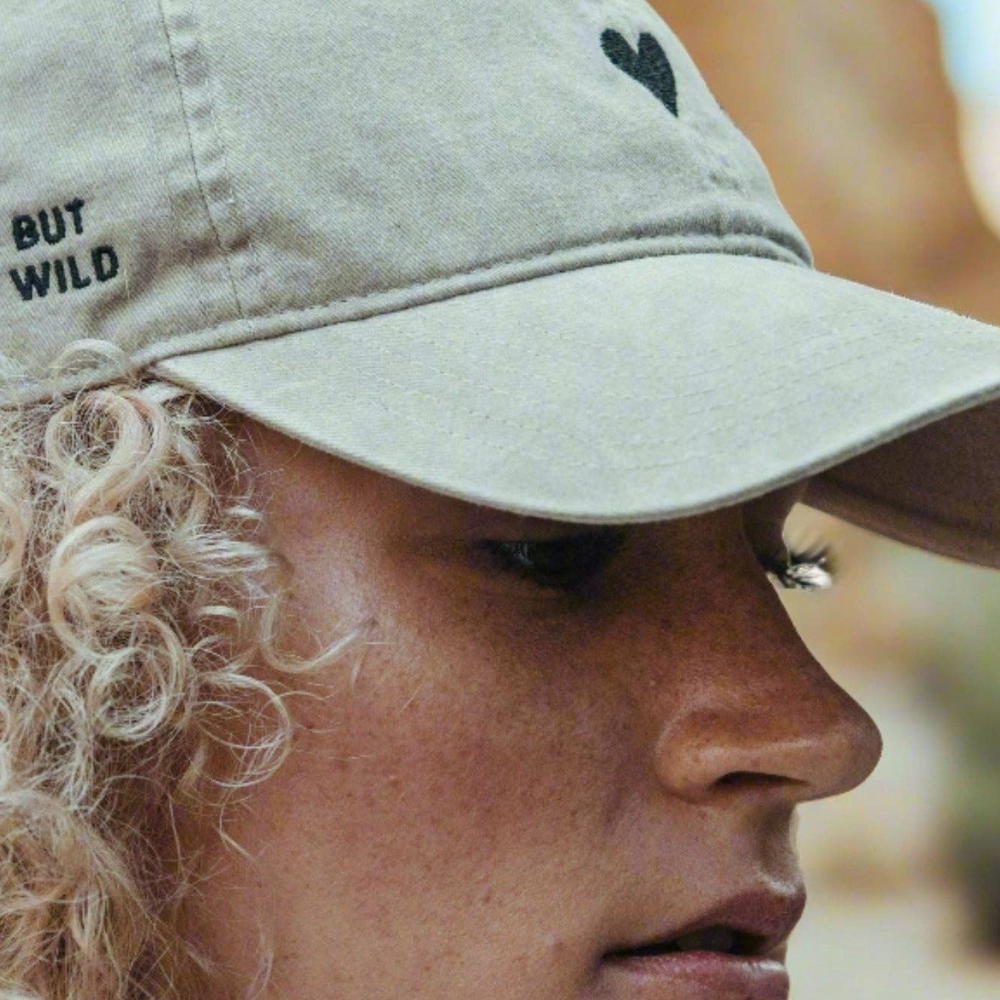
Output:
[{"xmin": 600, "ymin": 28, "xmax": 678, "ymax": 117}]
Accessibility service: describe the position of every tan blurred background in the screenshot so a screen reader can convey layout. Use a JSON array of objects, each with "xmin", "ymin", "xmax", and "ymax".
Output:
[{"xmin": 649, "ymin": 2, "xmax": 1000, "ymax": 997}]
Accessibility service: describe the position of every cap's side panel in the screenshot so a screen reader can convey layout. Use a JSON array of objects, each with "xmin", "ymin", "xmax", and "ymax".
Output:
[{"xmin": 0, "ymin": 0, "xmax": 242, "ymax": 403}]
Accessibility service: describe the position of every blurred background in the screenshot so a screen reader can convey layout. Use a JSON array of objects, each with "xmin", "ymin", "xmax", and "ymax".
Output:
[{"xmin": 649, "ymin": 2, "xmax": 1000, "ymax": 997}]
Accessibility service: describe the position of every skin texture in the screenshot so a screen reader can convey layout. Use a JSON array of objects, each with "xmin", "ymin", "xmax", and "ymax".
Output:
[{"xmin": 182, "ymin": 416, "xmax": 882, "ymax": 1000}]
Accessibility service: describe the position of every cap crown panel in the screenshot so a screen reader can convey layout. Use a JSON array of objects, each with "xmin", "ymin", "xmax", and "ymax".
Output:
[{"xmin": 0, "ymin": 0, "xmax": 811, "ymax": 400}]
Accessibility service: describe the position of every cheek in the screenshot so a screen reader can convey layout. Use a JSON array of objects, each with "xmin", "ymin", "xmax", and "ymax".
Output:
[{"xmin": 279, "ymin": 609, "xmax": 641, "ymax": 914}]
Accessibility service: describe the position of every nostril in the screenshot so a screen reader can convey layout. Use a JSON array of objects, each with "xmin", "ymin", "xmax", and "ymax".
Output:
[{"xmin": 654, "ymin": 707, "xmax": 863, "ymax": 805}]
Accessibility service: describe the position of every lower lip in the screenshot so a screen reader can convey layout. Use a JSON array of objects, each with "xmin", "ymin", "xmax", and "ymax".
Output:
[{"xmin": 601, "ymin": 951, "xmax": 789, "ymax": 1000}]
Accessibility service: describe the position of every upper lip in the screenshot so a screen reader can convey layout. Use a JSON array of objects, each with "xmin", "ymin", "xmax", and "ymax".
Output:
[{"xmin": 604, "ymin": 884, "xmax": 807, "ymax": 961}]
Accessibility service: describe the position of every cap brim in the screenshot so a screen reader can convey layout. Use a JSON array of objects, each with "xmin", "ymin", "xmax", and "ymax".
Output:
[{"xmin": 150, "ymin": 253, "xmax": 1000, "ymax": 567}]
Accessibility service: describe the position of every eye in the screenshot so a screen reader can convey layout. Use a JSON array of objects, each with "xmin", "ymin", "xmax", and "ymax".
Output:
[
  {"xmin": 480, "ymin": 530, "xmax": 838, "ymax": 593},
  {"xmin": 479, "ymin": 530, "xmax": 628, "ymax": 592}
]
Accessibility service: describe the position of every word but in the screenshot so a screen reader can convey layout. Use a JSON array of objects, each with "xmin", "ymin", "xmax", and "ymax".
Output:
[{"xmin": 8, "ymin": 197, "xmax": 120, "ymax": 302}]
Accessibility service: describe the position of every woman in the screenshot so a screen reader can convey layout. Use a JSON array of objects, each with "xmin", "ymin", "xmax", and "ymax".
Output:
[{"xmin": 1, "ymin": 1, "xmax": 998, "ymax": 999}]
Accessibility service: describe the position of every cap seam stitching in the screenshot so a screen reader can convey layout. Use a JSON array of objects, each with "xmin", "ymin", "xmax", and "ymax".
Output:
[
  {"xmin": 0, "ymin": 236, "xmax": 799, "ymax": 404},
  {"xmin": 359, "ymin": 323, "xmax": 870, "ymax": 414},
  {"xmin": 345, "ymin": 340, "xmax": 996, "ymax": 473},
  {"xmin": 197, "ymin": 3, "xmax": 271, "ymax": 304},
  {"xmin": 156, "ymin": 0, "xmax": 250, "ymax": 325},
  {"xmin": 124, "ymin": 0, "xmax": 214, "ymax": 331},
  {"xmin": 321, "ymin": 333, "xmax": 930, "ymax": 468},
  {"xmin": 132, "ymin": 233, "xmax": 809, "ymax": 370}
]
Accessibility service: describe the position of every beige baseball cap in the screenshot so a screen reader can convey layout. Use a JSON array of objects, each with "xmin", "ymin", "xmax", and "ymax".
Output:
[{"xmin": 3, "ymin": 0, "xmax": 999, "ymax": 566}]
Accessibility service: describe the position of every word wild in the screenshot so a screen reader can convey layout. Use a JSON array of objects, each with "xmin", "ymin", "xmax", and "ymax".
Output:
[{"xmin": 7, "ymin": 197, "xmax": 120, "ymax": 302}]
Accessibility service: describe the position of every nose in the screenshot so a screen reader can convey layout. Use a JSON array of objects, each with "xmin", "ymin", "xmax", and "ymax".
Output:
[{"xmin": 649, "ymin": 598, "xmax": 883, "ymax": 808}]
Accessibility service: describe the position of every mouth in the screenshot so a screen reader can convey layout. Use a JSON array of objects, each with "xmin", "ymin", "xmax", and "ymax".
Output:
[
  {"xmin": 597, "ymin": 886, "xmax": 804, "ymax": 998},
  {"xmin": 604, "ymin": 923, "xmax": 771, "ymax": 960},
  {"xmin": 602, "ymin": 884, "xmax": 805, "ymax": 961}
]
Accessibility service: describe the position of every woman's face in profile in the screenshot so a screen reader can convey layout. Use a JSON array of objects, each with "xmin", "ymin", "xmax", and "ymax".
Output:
[{"xmin": 189, "ymin": 418, "xmax": 882, "ymax": 1000}]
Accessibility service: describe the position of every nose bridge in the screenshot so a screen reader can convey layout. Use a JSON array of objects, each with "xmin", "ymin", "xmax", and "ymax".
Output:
[{"xmin": 632, "ymin": 584, "xmax": 883, "ymax": 807}]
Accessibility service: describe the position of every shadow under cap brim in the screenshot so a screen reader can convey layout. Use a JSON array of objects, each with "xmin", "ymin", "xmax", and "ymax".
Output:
[
  {"xmin": 149, "ymin": 252, "xmax": 1000, "ymax": 570},
  {"xmin": 807, "ymin": 398, "xmax": 1000, "ymax": 569}
]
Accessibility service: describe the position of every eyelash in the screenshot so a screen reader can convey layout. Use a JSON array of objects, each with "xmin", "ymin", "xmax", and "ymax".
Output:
[
  {"xmin": 755, "ymin": 539, "xmax": 837, "ymax": 591},
  {"xmin": 480, "ymin": 532, "xmax": 838, "ymax": 592},
  {"xmin": 480, "ymin": 531, "xmax": 627, "ymax": 592}
]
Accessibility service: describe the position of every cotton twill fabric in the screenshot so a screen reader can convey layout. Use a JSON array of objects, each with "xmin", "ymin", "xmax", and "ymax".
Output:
[{"xmin": 152, "ymin": 252, "xmax": 1000, "ymax": 566}]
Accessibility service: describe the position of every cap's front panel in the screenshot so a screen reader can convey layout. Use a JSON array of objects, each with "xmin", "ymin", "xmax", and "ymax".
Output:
[{"xmin": 184, "ymin": 0, "xmax": 811, "ymax": 345}]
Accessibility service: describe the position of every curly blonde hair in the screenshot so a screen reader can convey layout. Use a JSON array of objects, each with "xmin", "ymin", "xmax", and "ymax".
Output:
[{"xmin": 0, "ymin": 340, "xmax": 367, "ymax": 1000}]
